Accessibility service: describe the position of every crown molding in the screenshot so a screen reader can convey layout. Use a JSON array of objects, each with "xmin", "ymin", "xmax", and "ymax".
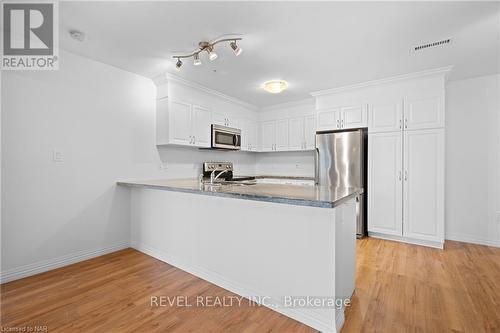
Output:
[
  {"xmin": 310, "ymin": 65, "xmax": 454, "ymax": 97},
  {"xmin": 260, "ymin": 98, "xmax": 315, "ymax": 112},
  {"xmin": 155, "ymin": 72, "xmax": 259, "ymax": 111}
]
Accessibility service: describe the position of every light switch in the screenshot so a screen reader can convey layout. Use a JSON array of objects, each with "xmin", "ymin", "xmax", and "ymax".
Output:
[{"xmin": 52, "ymin": 149, "xmax": 64, "ymax": 162}]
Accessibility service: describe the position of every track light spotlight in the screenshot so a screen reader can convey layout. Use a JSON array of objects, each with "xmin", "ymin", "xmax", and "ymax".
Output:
[
  {"xmin": 207, "ymin": 46, "xmax": 218, "ymax": 61},
  {"xmin": 230, "ymin": 41, "xmax": 242, "ymax": 56},
  {"xmin": 175, "ymin": 58, "xmax": 182, "ymax": 71},
  {"xmin": 193, "ymin": 53, "xmax": 201, "ymax": 66}
]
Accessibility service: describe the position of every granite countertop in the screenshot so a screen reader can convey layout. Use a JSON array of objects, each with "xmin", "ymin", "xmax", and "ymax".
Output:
[{"xmin": 117, "ymin": 178, "xmax": 362, "ymax": 209}]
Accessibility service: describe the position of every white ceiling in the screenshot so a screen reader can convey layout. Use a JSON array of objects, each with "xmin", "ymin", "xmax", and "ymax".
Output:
[{"xmin": 60, "ymin": 1, "xmax": 500, "ymax": 107}]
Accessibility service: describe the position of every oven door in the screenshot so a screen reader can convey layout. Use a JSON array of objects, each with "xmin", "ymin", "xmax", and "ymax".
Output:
[{"xmin": 212, "ymin": 126, "xmax": 241, "ymax": 150}]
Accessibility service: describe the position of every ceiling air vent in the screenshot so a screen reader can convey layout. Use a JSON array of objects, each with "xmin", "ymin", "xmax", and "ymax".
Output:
[{"xmin": 414, "ymin": 39, "xmax": 451, "ymax": 51}]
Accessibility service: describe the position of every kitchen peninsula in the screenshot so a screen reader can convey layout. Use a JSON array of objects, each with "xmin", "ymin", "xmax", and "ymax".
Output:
[{"xmin": 118, "ymin": 178, "xmax": 362, "ymax": 332}]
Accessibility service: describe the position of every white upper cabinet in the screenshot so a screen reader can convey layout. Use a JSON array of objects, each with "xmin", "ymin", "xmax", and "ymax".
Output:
[
  {"xmin": 212, "ymin": 112, "xmax": 227, "ymax": 126},
  {"xmin": 368, "ymin": 100, "xmax": 403, "ymax": 133},
  {"xmin": 368, "ymin": 132, "xmax": 403, "ymax": 236},
  {"xmin": 170, "ymin": 101, "xmax": 192, "ymax": 146},
  {"xmin": 317, "ymin": 108, "xmax": 340, "ymax": 131},
  {"xmin": 240, "ymin": 119, "xmax": 258, "ymax": 151},
  {"xmin": 192, "ymin": 105, "xmax": 211, "ymax": 147},
  {"xmin": 317, "ymin": 105, "xmax": 367, "ymax": 131},
  {"xmin": 403, "ymin": 129, "xmax": 444, "ymax": 243},
  {"xmin": 304, "ymin": 115, "xmax": 317, "ymax": 149},
  {"xmin": 341, "ymin": 105, "xmax": 368, "ymax": 129},
  {"xmin": 156, "ymin": 99, "xmax": 212, "ymax": 147},
  {"xmin": 275, "ymin": 119, "xmax": 289, "ymax": 150},
  {"xmin": 404, "ymin": 96, "xmax": 444, "ymax": 130},
  {"xmin": 288, "ymin": 117, "xmax": 305, "ymax": 150},
  {"xmin": 260, "ymin": 121, "xmax": 276, "ymax": 151}
]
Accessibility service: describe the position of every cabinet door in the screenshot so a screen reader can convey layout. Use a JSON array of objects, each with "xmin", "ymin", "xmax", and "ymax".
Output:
[
  {"xmin": 368, "ymin": 101, "xmax": 403, "ymax": 133},
  {"xmin": 247, "ymin": 120, "xmax": 257, "ymax": 151},
  {"xmin": 403, "ymin": 129, "xmax": 444, "ymax": 243},
  {"xmin": 288, "ymin": 117, "xmax": 304, "ymax": 150},
  {"xmin": 368, "ymin": 132, "xmax": 403, "ymax": 236},
  {"xmin": 260, "ymin": 121, "xmax": 275, "ymax": 151},
  {"xmin": 212, "ymin": 112, "xmax": 227, "ymax": 126},
  {"xmin": 169, "ymin": 101, "xmax": 192, "ymax": 146},
  {"xmin": 317, "ymin": 108, "xmax": 340, "ymax": 131},
  {"xmin": 192, "ymin": 105, "xmax": 211, "ymax": 147},
  {"xmin": 341, "ymin": 105, "xmax": 367, "ymax": 129},
  {"xmin": 275, "ymin": 119, "xmax": 289, "ymax": 151},
  {"xmin": 304, "ymin": 115, "xmax": 317, "ymax": 150},
  {"xmin": 404, "ymin": 96, "xmax": 444, "ymax": 130}
]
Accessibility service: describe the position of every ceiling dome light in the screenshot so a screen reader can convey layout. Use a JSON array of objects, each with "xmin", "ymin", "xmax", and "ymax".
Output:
[
  {"xmin": 263, "ymin": 80, "xmax": 288, "ymax": 94},
  {"xmin": 193, "ymin": 53, "xmax": 201, "ymax": 66},
  {"xmin": 230, "ymin": 41, "xmax": 242, "ymax": 56},
  {"xmin": 175, "ymin": 58, "xmax": 182, "ymax": 71},
  {"xmin": 207, "ymin": 46, "xmax": 218, "ymax": 61}
]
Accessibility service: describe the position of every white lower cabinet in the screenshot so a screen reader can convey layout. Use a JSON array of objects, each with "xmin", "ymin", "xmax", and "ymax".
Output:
[
  {"xmin": 368, "ymin": 129, "xmax": 444, "ymax": 248},
  {"xmin": 368, "ymin": 132, "xmax": 403, "ymax": 236}
]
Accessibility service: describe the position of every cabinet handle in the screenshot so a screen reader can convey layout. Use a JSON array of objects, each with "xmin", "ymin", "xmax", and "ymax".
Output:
[
  {"xmin": 193, "ymin": 136, "xmax": 195, "ymax": 144},
  {"xmin": 398, "ymin": 171, "xmax": 402, "ymax": 181},
  {"xmin": 399, "ymin": 119, "xmax": 402, "ymax": 130},
  {"xmin": 342, "ymin": 119, "xmax": 345, "ymax": 128},
  {"xmin": 404, "ymin": 170, "xmax": 408, "ymax": 181},
  {"xmin": 189, "ymin": 135, "xmax": 192, "ymax": 144},
  {"xmin": 405, "ymin": 118, "xmax": 408, "ymax": 129},
  {"xmin": 336, "ymin": 120, "xmax": 340, "ymax": 128}
]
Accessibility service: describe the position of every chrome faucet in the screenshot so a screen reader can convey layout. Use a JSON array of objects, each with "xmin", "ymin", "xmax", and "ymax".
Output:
[{"xmin": 210, "ymin": 169, "xmax": 229, "ymax": 184}]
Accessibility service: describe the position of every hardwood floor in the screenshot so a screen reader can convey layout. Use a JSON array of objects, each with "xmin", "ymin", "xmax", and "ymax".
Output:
[{"xmin": 1, "ymin": 238, "xmax": 499, "ymax": 332}]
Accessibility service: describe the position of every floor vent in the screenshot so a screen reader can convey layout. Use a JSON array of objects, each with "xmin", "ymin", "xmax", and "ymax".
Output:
[{"xmin": 414, "ymin": 39, "xmax": 451, "ymax": 51}]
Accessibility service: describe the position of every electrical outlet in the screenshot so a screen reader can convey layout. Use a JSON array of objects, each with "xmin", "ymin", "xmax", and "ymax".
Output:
[
  {"xmin": 52, "ymin": 149, "xmax": 64, "ymax": 162},
  {"xmin": 159, "ymin": 162, "xmax": 168, "ymax": 171},
  {"xmin": 295, "ymin": 163, "xmax": 301, "ymax": 169}
]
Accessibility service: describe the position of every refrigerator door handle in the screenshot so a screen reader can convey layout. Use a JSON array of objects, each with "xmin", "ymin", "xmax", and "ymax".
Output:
[{"xmin": 314, "ymin": 147, "xmax": 320, "ymax": 185}]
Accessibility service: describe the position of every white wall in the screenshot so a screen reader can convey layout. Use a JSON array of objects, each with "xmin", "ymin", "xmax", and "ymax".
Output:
[{"xmin": 445, "ymin": 74, "xmax": 500, "ymax": 247}]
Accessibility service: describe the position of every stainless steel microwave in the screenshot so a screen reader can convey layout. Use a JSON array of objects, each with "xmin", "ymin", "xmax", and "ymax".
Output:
[{"xmin": 211, "ymin": 124, "xmax": 241, "ymax": 150}]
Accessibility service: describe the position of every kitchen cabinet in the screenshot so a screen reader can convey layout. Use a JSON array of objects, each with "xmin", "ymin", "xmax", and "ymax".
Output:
[
  {"xmin": 368, "ymin": 100, "xmax": 403, "ymax": 133},
  {"xmin": 367, "ymin": 132, "xmax": 403, "ymax": 236},
  {"xmin": 287, "ymin": 115, "xmax": 317, "ymax": 150},
  {"xmin": 260, "ymin": 121, "xmax": 276, "ymax": 151},
  {"xmin": 304, "ymin": 115, "xmax": 317, "ymax": 149},
  {"xmin": 240, "ymin": 119, "xmax": 258, "ymax": 151},
  {"xmin": 275, "ymin": 119, "xmax": 289, "ymax": 150},
  {"xmin": 367, "ymin": 128, "xmax": 445, "ymax": 247},
  {"xmin": 368, "ymin": 97, "xmax": 443, "ymax": 133},
  {"xmin": 288, "ymin": 117, "xmax": 304, "ymax": 150},
  {"xmin": 404, "ymin": 96, "xmax": 444, "ymax": 130},
  {"xmin": 403, "ymin": 129, "xmax": 444, "ymax": 243},
  {"xmin": 156, "ymin": 99, "xmax": 211, "ymax": 147},
  {"xmin": 192, "ymin": 105, "xmax": 211, "ymax": 147},
  {"xmin": 259, "ymin": 119, "xmax": 289, "ymax": 152},
  {"xmin": 317, "ymin": 105, "xmax": 367, "ymax": 131},
  {"xmin": 212, "ymin": 111, "xmax": 239, "ymax": 128}
]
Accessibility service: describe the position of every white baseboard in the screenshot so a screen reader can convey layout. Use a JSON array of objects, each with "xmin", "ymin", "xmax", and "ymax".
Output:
[
  {"xmin": 0, "ymin": 241, "xmax": 130, "ymax": 284},
  {"xmin": 368, "ymin": 232, "xmax": 444, "ymax": 249},
  {"xmin": 132, "ymin": 240, "xmax": 340, "ymax": 333},
  {"xmin": 445, "ymin": 234, "xmax": 500, "ymax": 248}
]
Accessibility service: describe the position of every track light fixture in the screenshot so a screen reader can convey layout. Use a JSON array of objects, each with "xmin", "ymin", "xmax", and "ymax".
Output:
[{"xmin": 172, "ymin": 37, "xmax": 242, "ymax": 70}]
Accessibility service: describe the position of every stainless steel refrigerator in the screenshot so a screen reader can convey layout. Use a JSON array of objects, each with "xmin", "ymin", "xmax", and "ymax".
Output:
[{"xmin": 315, "ymin": 128, "xmax": 367, "ymax": 238}]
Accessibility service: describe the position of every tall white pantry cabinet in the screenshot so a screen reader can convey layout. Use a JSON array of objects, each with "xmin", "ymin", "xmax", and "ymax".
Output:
[{"xmin": 313, "ymin": 68, "xmax": 449, "ymax": 249}]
